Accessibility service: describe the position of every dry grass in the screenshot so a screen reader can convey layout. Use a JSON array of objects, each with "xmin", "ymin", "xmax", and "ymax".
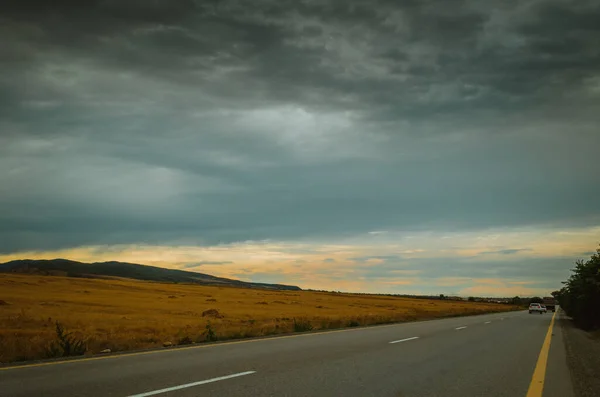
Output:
[{"xmin": 0, "ymin": 273, "xmax": 517, "ymax": 363}]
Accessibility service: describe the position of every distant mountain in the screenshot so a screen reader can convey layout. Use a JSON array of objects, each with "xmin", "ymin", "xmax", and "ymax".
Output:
[{"xmin": 0, "ymin": 259, "xmax": 301, "ymax": 291}]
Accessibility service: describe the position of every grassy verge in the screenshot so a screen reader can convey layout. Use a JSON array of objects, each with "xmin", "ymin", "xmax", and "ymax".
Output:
[{"xmin": 0, "ymin": 273, "xmax": 518, "ymax": 363}]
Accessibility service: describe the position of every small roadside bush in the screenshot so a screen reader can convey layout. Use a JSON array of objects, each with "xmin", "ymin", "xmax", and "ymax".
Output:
[
  {"xmin": 44, "ymin": 322, "xmax": 87, "ymax": 358},
  {"xmin": 204, "ymin": 322, "xmax": 217, "ymax": 342},
  {"xmin": 293, "ymin": 318, "xmax": 313, "ymax": 332}
]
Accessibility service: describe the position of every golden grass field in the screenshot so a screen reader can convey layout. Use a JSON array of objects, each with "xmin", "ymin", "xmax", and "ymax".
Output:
[{"xmin": 0, "ymin": 273, "xmax": 517, "ymax": 363}]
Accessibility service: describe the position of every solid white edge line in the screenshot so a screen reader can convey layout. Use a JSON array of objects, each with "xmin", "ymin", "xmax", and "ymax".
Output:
[
  {"xmin": 127, "ymin": 371, "xmax": 256, "ymax": 397},
  {"xmin": 455, "ymin": 326, "xmax": 467, "ymax": 330},
  {"xmin": 389, "ymin": 336, "xmax": 420, "ymax": 344}
]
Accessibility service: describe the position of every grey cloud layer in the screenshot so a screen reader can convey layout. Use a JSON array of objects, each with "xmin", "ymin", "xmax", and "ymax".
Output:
[{"xmin": 1, "ymin": 0, "xmax": 599, "ymax": 252}]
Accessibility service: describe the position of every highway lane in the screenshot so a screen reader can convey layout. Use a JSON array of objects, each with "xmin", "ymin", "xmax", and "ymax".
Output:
[{"xmin": 0, "ymin": 310, "xmax": 573, "ymax": 397}]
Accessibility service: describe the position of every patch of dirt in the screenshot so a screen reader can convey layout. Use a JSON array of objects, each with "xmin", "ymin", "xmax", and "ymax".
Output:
[
  {"xmin": 0, "ymin": 300, "xmax": 9, "ymax": 305},
  {"xmin": 202, "ymin": 309, "xmax": 223, "ymax": 318}
]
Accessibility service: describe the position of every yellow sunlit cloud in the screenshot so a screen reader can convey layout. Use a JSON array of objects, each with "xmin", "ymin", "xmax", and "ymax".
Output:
[{"xmin": 1, "ymin": 225, "xmax": 597, "ymax": 295}]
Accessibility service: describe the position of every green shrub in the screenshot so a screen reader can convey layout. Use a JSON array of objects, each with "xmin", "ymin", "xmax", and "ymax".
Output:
[
  {"xmin": 44, "ymin": 322, "xmax": 87, "ymax": 358},
  {"xmin": 204, "ymin": 322, "xmax": 217, "ymax": 341}
]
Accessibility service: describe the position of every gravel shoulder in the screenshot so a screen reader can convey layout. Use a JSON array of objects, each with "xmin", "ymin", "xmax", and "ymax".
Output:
[{"xmin": 560, "ymin": 310, "xmax": 600, "ymax": 397}]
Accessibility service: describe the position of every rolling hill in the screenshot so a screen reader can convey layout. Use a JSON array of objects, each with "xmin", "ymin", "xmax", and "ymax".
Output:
[{"xmin": 0, "ymin": 259, "xmax": 301, "ymax": 291}]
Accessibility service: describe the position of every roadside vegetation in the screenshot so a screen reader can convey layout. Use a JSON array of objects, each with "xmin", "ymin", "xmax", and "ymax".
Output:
[
  {"xmin": 554, "ymin": 245, "xmax": 600, "ymax": 330},
  {"xmin": 0, "ymin": 273, "xmax": 518, "ymax": 363}
]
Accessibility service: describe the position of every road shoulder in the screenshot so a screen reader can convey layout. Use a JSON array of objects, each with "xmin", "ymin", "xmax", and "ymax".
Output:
[
  {"xmin": 559, "ymin": 310, "xmax": 600, "ymax": 397},
  {"xmin": 543, "ymin": 310, "xmax": 574, "ymax": 397}
]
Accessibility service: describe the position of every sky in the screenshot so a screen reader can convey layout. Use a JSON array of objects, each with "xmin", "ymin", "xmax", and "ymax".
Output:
[{"xmin": 1, "ymin": 0, "xmax": 599, "ymax": 297}]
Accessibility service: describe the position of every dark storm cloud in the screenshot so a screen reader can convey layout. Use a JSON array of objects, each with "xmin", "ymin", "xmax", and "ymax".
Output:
[
  {"xmin": 182, "ymin": 261, "xmax": 233, "ymax": 268},
  {"xmin": 1, "ymin": 0, "xmax": 599, "ymax": 253},
  {"xmin": 480, "ymin": 249, "xmax": 532, "ymax": 255},
  {"xmin": 355, "ymin": 255, "xmax": 573, "ymax": 285},
  {"xmin": 349, "ymin": 255, "xmax": 402, "ymax": 263}
]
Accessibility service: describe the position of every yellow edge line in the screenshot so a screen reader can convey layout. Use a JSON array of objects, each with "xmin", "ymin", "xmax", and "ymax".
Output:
[{"xmin": 526, "ymin": 310, "xmax": 557, "ymax": 397}]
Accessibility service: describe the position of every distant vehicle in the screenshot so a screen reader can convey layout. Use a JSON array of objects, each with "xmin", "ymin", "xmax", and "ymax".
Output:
[
  {"xmin": 543, "ymin": 296, "xmax": 556, "ymax": 312},
  {"xmin": 529, "ymin": 303, "xmax": 545, "ymax": 314},
  {"xmin": 540, "ymin": 305, "xmax": 547, "ymax": 313}
]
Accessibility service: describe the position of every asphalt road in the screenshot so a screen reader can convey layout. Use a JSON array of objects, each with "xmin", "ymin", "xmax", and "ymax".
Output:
[{"xmin": 0, "ymin": 310, "xmax": 574, "ymax": 397}]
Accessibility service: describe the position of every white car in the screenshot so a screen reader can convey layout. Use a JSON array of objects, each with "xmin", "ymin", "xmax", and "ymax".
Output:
[{"xmin": 529, "ymin": 303, "xmax": 545, "ymax": 314}]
